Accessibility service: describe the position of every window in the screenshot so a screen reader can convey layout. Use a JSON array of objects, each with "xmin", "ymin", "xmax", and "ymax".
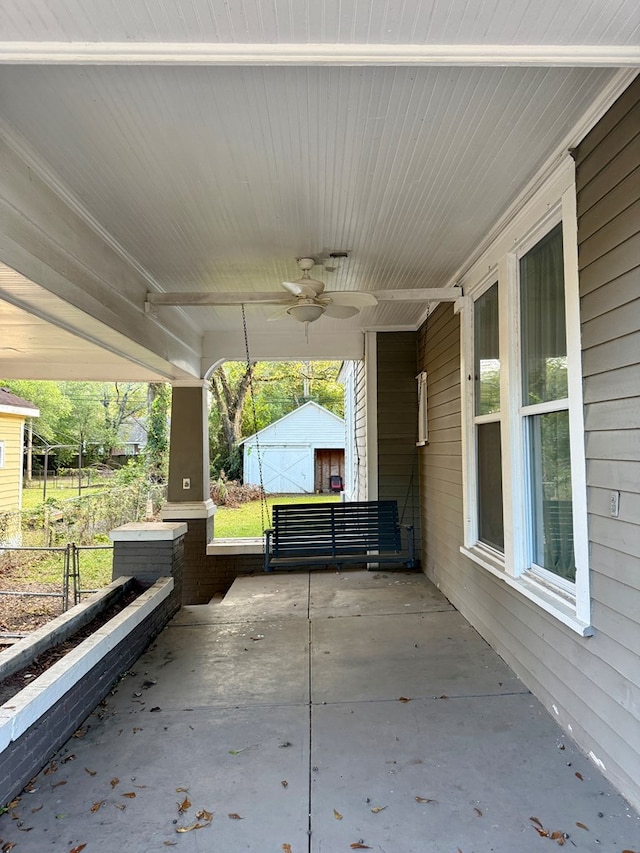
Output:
[
  {"xmin": 474, "ymin": 284, "xmax": 503, "ymax": 552},
  {"xmin": 460, "ymin": 163, "xmax": 590, "ymax": 634}
]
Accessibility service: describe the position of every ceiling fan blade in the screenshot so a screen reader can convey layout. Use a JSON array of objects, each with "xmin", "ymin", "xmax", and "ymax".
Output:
[
  {"xmin": 267, "ymin": 304, "xmax": 294, "ymax": 321},
  {"xmin": 282, "ymin": 277, "xmax": 325, "ymax": 297},
  {"xmin": 323, "ymin": 303, "xmax": 360, "ymax": 319},
  {"xmin": 323, "ymin": 290, "xmax": 378, "ymax": 307}
]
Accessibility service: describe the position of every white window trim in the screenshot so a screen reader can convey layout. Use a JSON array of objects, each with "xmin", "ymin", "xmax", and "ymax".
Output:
[
  {"xmin": 459, "ymin": 158, "xmax": 592, "ymax": 637},
  {"xmin": 0, "ymin": 440, "xmax": 5, "ymax": 468}
]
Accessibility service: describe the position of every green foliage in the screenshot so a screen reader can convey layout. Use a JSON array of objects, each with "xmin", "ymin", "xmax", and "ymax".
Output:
[
  {"xmin": 209, "ymin": 360, "xmax": 344, "ymax": 479},
  {"xmin": 145, "ymin": 382, "xmax": 170, "ymax": 481}
]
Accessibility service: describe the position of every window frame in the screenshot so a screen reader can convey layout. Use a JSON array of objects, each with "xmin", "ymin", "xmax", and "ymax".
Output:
[
  {"xmin": 460, "ymin": 160, "xmax": 591, "ymax": 635},
  {"xmin": 0, "ymin": 441, "xmax": 5, "ymax": 468}
]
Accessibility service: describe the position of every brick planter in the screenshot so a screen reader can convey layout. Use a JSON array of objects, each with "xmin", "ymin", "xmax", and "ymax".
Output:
[{"xmin": 0, "ymin": 577, "xmax": 175, "ymax": 805}]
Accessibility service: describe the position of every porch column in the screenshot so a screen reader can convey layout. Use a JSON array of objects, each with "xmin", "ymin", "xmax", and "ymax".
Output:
[{"xmin": 160, "ymin": 380, "xmax": 216, "ymax": 604}]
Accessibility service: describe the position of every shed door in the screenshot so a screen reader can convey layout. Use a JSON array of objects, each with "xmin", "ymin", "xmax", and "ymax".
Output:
[
  {"xmin": 261, "ymin": 446, "xmax": 311, "ymax": 493},
  {"xmin": 314, "ymin": 449, "xmax": 345, "ymax": 492}
]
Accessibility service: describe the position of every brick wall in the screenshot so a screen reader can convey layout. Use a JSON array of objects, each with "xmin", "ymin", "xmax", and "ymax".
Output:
[{"xmin": 0, "ymin": 591, "xmax": 176, "ymax": 805}]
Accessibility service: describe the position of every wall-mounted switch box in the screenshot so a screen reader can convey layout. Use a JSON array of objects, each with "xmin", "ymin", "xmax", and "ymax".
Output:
[
  {"xmin": 182, "ymin": 478, "xmax": 191, "ymax": 490},
  {"xmin": 609, "ymin": 491, "xmax": 620, "ymax": 518}
]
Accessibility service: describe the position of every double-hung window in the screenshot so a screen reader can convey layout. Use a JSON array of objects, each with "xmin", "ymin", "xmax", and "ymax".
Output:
[{"xmin": 461, "ymin": 163, "xmax": 590, "ymax": 634}]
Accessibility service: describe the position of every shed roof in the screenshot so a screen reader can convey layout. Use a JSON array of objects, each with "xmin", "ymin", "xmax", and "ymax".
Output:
[{"xmin": 240, "ymin": 400, "xmax": 344, "ymax": 445}]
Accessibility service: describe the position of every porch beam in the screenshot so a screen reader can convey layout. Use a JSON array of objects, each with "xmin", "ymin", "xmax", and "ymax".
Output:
[
  {"xmin": 373, "ymin": 288, "xmax": 462, "ymax": 303},
  {"xmin": 1, "ymin": 43, "xmax": 638, "ymax": 67}
]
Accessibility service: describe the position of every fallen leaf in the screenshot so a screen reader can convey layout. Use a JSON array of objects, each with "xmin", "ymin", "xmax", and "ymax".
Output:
[
  {"xmin": 55, "ymin": 813, "xmax": 66, "ymax": 819},
  {"xmin": 196, "ymin": 809, "xmax": 213, "ymax": 822},
  {"xmin": 250, "ymin": 635, "xmax": 264, "ymax": 641},
  {"xmin": 530, "ymin": 817, "xmax": 544, "ymax": 830},
  {"xmin": 178, "ymin": 796, "xmax": 191, "ymax": 813},
  {"xmin": 90, "ymin": 801, "xmax": 104, "ymax": 813},
  {"xmin": 31, "ymin": 805, "xmax": 43, "ymax": 813},
  {"xmin": 84, "ymin": 768, "xmax": 97, "ymax": 776},
  {"xmin": 622, "ymin": 850, "xmax": 640, "ymax": 853},
  {"xmin": 176, "ymin": 822, "xmax": 207, "ymax": 833},
  {"xmin": 176, "ymin": 787, "xmax": 189, "ymax": 792},
  {"xmin": 44, "ymin": 763, "xmax": 57, "ymax": 775},
  {"xmin": 282, "ymin": 845, "xmax": 292, "ymax": 853},
  {"xmin": 350, "ymin": 845, "xmax": 371, "ymax": 850},
  {"xmin": 2, "ymin": 844, "xmax": 17, "ymax": 852},
  {"xmin": 474, "ymin": 807, "xmax": 483, "ymax": 817},
  {"xmin": 62, "ymin": 754, "xmax": 76, "ymax": 763},
  {"xmin": 371, "ymin": 805, "xmax": 387, "ymax": 813},
  {"xmin": 333, "ymin": 808, "xmax": 343, "ymax": 820},
  {"xmin": 228, "ymin": 813, "xmax": 243, "ymax": 819},
  {"xmin": 575, "ymin": 771, "xmax": 584, "ymax": 781},
  {"xmin": 73, "ymin": 728, "xmax": 87, "ymax": 738},
  {"xmin": 439, "ymin": 694, "xmax": 449, "ymax": 699},
  {"xmin": 398, "ymin": 696, "xmax": 411, "ymax": 703},
  {"xmin": 576, "ymin": 822, "xmax": 589, "ymax": 831},
  {"xmin": 51, "ymin": 780, "xmax": 67, "ymax": 789},
  {"xmin": 132, "ymin": 727, "xmax": 142, "ymax": 733},
  {"xmin": 70, "ymin": 846, "xmax": 87, "ymax": 853},
  {"xmin": 163, "ymin": 843, "xmax": 177, "ymax": 847},
  {"xmin": 110, "ymin": 777, "xmax": 120, "ymax": 788},
  {"xmin": 122, "ymin": 792, "xmax": 137, "ymax": 799},
  {"xmin": 415, "ymin": 796, "xmax": 436, "ymax": 803},
  {"xmin": 281, "ymin": 780, "xmax": 288, "ymax": 788},
  {"xmin": 114, "ymin": 803, "xmax": 126, "ymax": 811}
]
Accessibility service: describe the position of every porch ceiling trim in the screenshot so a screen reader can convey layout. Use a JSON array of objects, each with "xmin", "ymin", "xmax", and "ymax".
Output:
[{"xmin": 1, "ymin": 43, "xmax": 639, "ymax": 67}]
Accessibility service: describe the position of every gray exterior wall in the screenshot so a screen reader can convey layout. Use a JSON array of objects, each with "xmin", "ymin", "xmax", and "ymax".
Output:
[
  {"xmin": 376, "ymin": 332, "xmax": 421, "ymax": 550},
  {"xmin": 416, "ymin": 79, "xmax": 640, "ymax": 810}
]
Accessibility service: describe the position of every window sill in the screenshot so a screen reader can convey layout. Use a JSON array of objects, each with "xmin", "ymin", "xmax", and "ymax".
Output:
[{"xmin": 460, "ymin": 545, "xmax": 593, "ymax": 637}]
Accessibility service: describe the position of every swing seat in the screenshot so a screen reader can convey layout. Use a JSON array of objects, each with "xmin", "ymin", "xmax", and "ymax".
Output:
[{"xmin": 264, "ymin": 500, "xmax": 415, "ymax": 572}]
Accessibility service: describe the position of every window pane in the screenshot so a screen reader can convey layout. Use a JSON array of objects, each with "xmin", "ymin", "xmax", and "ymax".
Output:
[
  {"xmin": 477, "ymin": 421, "xmax": 504, "ymax": 551},
  {"xmin": 529, "ymin": 411, "xmax": 575, "ymax": 581},
  {"xmin": 474, "ymin": 283, "xmax": 500, "ymax": 415},
  {"xmin": 520, "ymin": 224, "xmax": 568, "ymax": 405}
]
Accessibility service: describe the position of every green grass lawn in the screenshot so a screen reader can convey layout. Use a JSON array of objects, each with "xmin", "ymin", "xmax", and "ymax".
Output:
[{"xmin": 214, "ymin": 493, "xmax": 340, "ymax": 538}]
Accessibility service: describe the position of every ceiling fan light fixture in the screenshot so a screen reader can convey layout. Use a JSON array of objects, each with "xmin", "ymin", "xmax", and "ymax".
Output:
[{"xmin": 287, "ymin": 302, "xmax": 325, "ymax": 323}]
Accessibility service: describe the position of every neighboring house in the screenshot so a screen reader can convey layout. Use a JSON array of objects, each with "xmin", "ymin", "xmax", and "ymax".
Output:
[
  {"xmin": 112, "ymin": 417, "xmax": 148, "ymax": 461},
  {"xmin": 241, "ymin": 401, "xmax": 345, "ymax": 494},
  {"xmin": 0, "ymin": 388, "xmax": 39, "ymax": 514}
]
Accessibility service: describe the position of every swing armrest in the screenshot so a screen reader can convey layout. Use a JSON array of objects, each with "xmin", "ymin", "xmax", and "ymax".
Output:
[{"xmin": 264, "ymin": 528, "xmax": 274, "ymax": 572}]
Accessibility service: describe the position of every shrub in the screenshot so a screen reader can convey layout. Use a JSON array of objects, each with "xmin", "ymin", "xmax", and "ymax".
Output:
[{"xmin": 210, "ymin": 472, "xmax": 264, "ymax": 508}]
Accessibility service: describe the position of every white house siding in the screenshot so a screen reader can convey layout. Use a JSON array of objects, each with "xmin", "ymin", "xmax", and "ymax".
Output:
[
  {"xmin": 417, "ymin": 80, "xmax": 640, "ymax": 810},
  {"xmin": 341, "ymin": 359, "xmax": 368, "ymax": 502}
]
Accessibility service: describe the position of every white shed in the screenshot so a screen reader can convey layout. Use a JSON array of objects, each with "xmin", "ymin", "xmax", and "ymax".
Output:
[{"xmin": 241, "ymin": 401, "xmax": 345, "ymax": 494}]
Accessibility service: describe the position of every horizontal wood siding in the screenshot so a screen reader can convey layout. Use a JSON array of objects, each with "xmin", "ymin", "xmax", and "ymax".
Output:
[
  {"xmin": 0, "ymin": 415, "xmax": 22, "ymax": 513},
  {"xmin": 376, "ymin": 332, "xmax": 421, "ymax": 548},
  {"xmin": 416, "ymin": 79, "xmax": 640, "ymax": 810}
]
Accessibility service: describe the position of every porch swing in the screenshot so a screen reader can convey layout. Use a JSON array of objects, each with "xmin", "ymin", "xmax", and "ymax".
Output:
[{"xmin": 239, "ymin": 305, "xmax": 417, "ymax": 574}]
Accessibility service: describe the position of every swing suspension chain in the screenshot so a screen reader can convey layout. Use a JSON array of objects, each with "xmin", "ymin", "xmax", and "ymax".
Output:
[{"xmin": 241, "ymin": 304, "xmax": 271, "ymax": 534}]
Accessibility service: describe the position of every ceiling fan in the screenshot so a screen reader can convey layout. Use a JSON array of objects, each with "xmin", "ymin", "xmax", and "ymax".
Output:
[
  {"xmin": 145, "ymin": 256, "xmax": 463, "ymax": 321},
  {"xmin": 268, "ymin": 257, "xmax": 377, "ymax": 323}
]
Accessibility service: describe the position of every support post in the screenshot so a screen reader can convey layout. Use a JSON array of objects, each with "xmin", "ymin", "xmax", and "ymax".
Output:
[{"xmin": 161, "ymin": 381, "xmax": 216, "ymax": 604}]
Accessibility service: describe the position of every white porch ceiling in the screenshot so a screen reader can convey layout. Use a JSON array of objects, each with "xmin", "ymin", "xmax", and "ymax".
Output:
[{"xmin": 0, "ymin": 0, "xmax": 638, "ymax": 378}]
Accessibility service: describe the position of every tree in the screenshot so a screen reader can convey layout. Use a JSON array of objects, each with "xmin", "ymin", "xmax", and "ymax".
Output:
[
  {"xmin": 208, "ymin": 360, "xmax": 344, "ymax": 479},
  {"xmin": 145, "ymin": 382, "xmax": 170, "ymax": 481}
]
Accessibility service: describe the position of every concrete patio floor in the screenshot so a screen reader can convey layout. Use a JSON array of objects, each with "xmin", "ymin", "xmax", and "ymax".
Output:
[{"xmin": 2, "ymin": 570, "xmax": 639, "ymax": 852}]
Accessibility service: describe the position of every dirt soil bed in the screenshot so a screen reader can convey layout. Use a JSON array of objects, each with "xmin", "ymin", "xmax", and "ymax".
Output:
[{"xmin": 0, "ymin": 582, "xmax": 142, "ymax": 707}]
